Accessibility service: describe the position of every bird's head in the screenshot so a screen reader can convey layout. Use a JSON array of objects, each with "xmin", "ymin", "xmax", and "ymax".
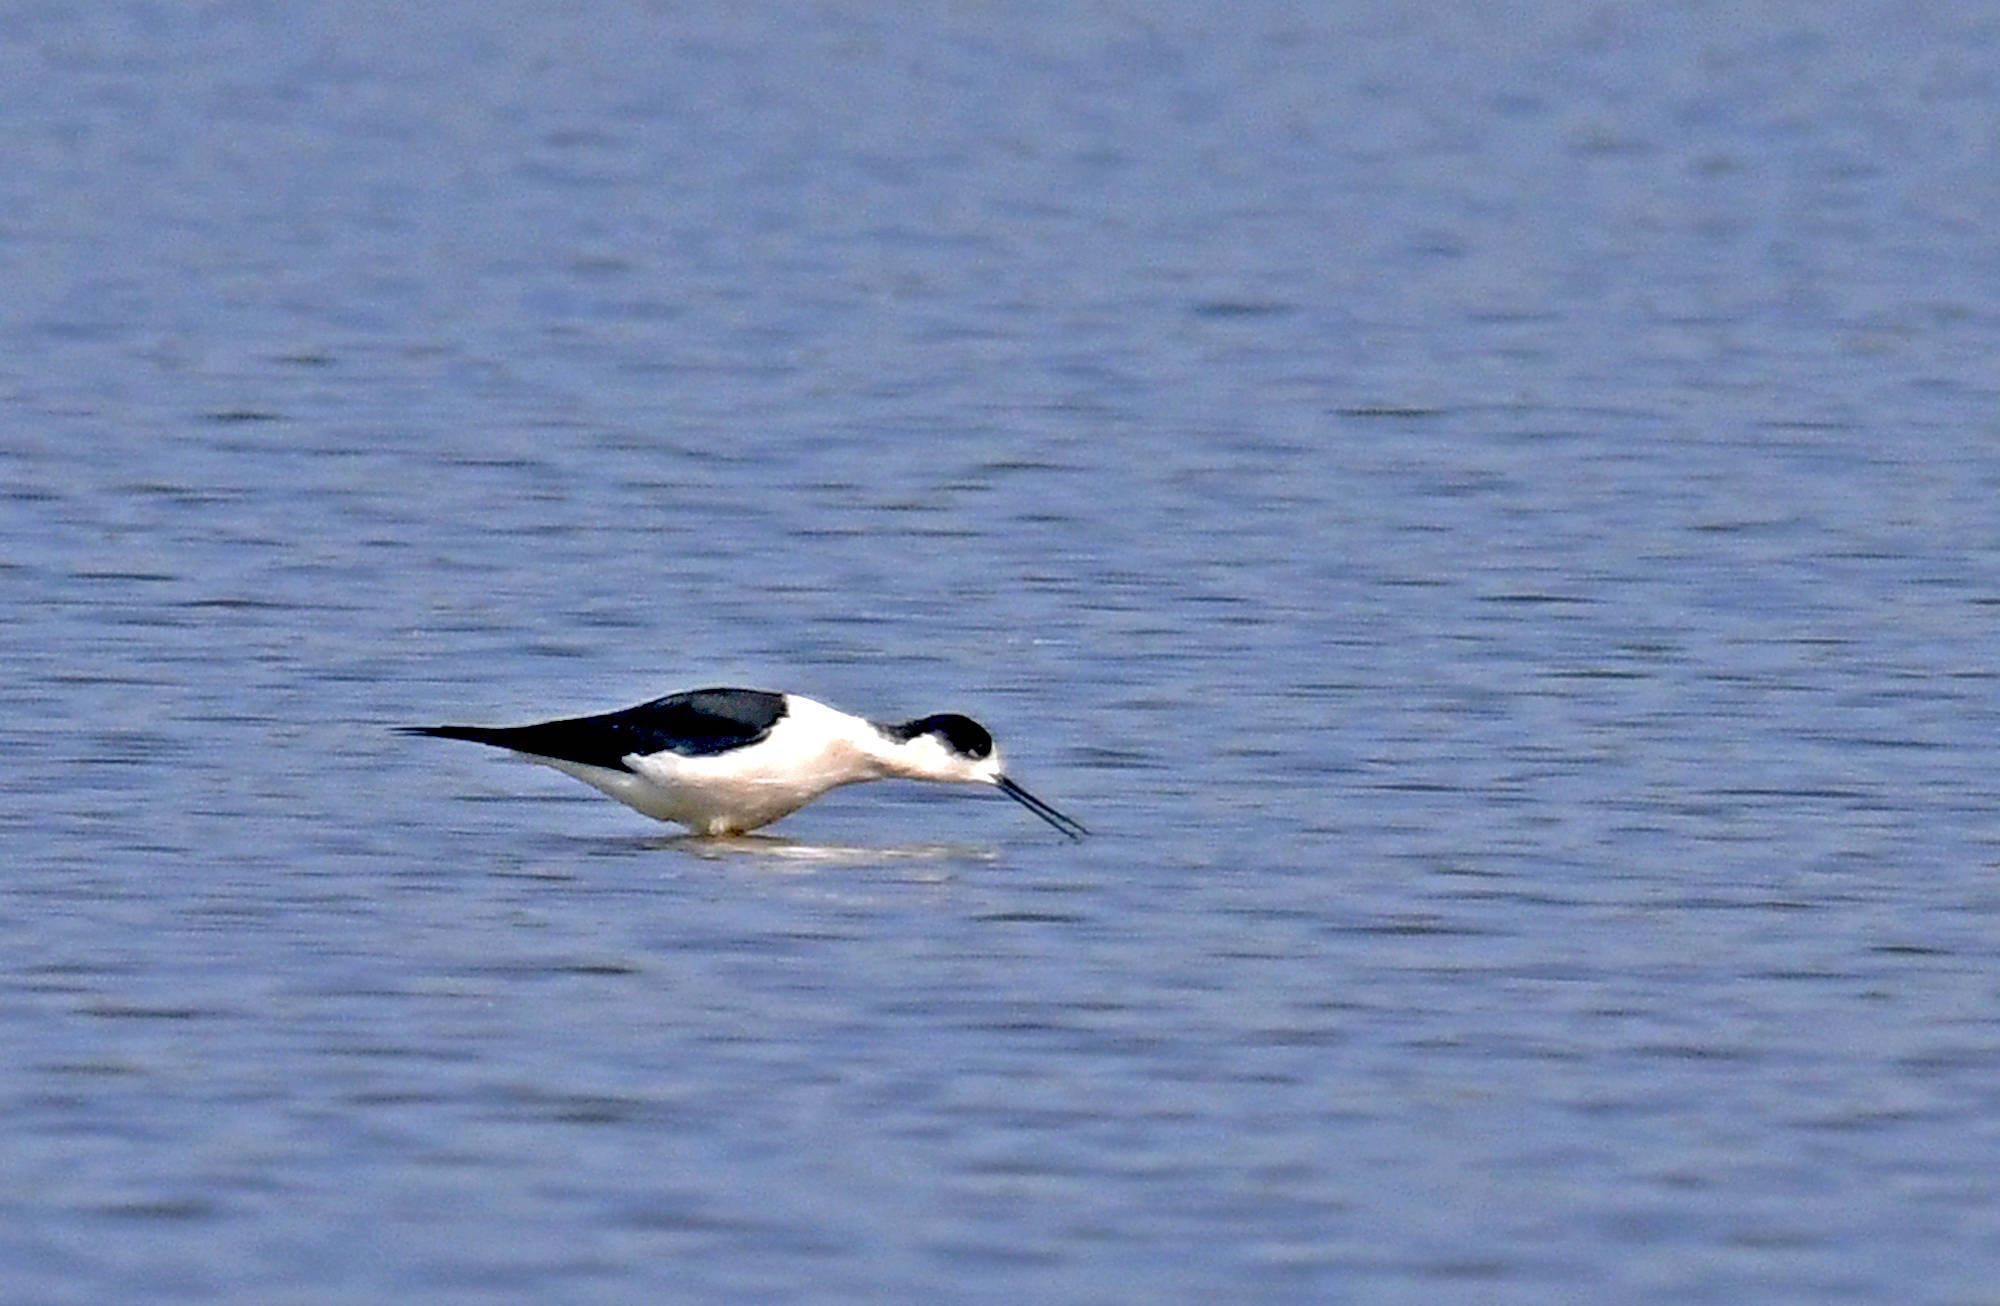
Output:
[
  {"xmin": 883, "ymin": 713, "xmax": 1003, "ymax": 784},
  {"xmin": 880, "ymin": 712, "xmax": 1087, "ymax": 840}
]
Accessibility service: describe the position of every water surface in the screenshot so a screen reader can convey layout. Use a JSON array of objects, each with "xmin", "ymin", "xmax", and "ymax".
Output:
[{"xmin": 6, "ymin": 4, "xmax": 2000, "ymax": 1303}]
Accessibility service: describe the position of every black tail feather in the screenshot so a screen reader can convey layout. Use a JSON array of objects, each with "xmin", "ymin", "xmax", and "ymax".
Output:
[
  {"xmin": 397, "ymin": 719, "xmax": 646, "ymax": 770},
  {"xmin": 398, "ymin": 724, "xmax": 526, "ymax": 750},
  {"xmin": 397, "ymin": 690, "xmax": 786, "ymax": 770}
]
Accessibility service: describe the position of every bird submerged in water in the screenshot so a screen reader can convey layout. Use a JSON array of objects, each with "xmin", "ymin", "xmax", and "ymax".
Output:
[{"xmin": 400, "ymin": 687, "xmax": 1087, "ymax": 840}]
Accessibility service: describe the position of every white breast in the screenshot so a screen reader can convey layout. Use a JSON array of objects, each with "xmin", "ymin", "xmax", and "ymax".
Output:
[{"xmin": 614, "ymin": 695, "xmax": 887, "ymax": 834}]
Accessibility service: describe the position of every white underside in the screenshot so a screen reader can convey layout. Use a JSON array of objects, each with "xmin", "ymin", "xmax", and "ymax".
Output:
[{"xmin": 540, "ymin": 697, "xmax": 892, "ymax": 835}]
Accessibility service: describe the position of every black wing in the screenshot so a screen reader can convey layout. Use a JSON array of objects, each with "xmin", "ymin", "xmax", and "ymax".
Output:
[{"xmin": 401, "ymin": 687, "xmax": 788, "ymax": 770}]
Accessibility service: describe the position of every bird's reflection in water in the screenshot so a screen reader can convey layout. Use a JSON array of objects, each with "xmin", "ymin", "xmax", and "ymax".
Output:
[{"xmin": 638, "ymin": 831, "xmax": 1001, "ymax": 871}]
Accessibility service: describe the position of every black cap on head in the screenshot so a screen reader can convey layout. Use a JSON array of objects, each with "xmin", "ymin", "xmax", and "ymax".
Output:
[{"xmin": 890, "ymin": 713, "xmax": 993, "ymax": 759}]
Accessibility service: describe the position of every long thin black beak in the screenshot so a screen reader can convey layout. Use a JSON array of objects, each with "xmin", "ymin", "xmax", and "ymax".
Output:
[{"xmin": 996, "ymin": 776, "xmax": 1088, "ymax": 841}]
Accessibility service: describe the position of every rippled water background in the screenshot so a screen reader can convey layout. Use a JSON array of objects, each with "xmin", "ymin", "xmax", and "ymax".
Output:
[{"xmin": 7, "ymin": 4, "xmax": 2000, "ymax": 1302}]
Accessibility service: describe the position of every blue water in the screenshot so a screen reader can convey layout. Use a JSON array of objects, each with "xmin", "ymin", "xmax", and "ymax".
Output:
[{"xmin": 6, "ymin": 3, "xmax": 2000, "ymax": 1302}]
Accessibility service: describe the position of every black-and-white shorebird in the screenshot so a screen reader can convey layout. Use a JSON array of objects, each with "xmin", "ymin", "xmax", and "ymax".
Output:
[{"xmin": 400, "ymin": 687, "xmax": 1087, "ymax": 840}]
